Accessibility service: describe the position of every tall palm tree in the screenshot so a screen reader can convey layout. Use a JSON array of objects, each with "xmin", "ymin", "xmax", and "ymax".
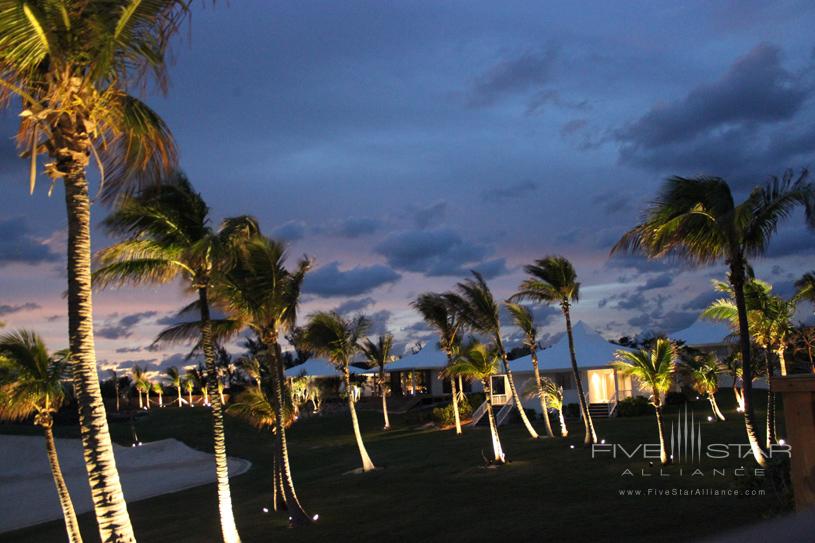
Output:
[
  {"xmin": 93, "ymin": 174, "xmax": 257, "ymax": 542},
  {"xmin": 683, "ymin": 353, "xmax": 726, "ymax": 421},
  {"xmin": 165, "ymin": 366, "xmax": 183, "ymax": 407},
  {"xmin": 612, "ymin": 172, "xmax": 815, "ymax": 466},
  {"xmin": 448, "ymin": 342, "xmax": 506, "ymax": 464},
  {"xmin": 206, "ymin": 235, "xmax": 313, "ymax": 526},
  {"xmin": 612, "ymin": 339, "xmax": 677, "ymax": 465},
  {"xmin": 796, "ymin": 271, "xmax": 815, "ymax": 305},
  {"xmin": 505, "ymin": 302, "xmax": 555, "ymax": 438},
  {"xmin": 151, "ymin": 381, "xmax": 164, "ymax": 408},
  {"xmin": 0, "ymin": 3, "xmax": 196, "ymax": 538},
  {"xmin": 130, "ymin": 365, "xmax": 148, "ymax": 409},
  {"xmin": 0, "ymin": 330, "xmax": 82, "ymax": 543},
  {"xmin": 412, "ymin": 292, "xmax": 465, "ymax": 435},
  {"xmin": 183, "ymin": 373, "xmax": 195, "ymax": 407},
  {"xmin": 452, "ymin": 273, "xmax": 539, "ymax": 439},
  {"xmin": 108, "ymin": 369, "xmax": 121, "ymax": 412},
  {"xmin": 304, "ymin": 312, "xmax": 376, "ymax": 472},
  {"xmin": 511, "ymin": 256, "xmax": 596, "ymax": 444},
  {"xmin": 360, "ymin": 334, "xmax": 395, "ymax": 431},
  {"xmin": 541, "ymin": 378, "xmax": 568, "ymax": 437}
]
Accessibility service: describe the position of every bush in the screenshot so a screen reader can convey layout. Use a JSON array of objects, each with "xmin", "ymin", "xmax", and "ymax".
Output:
[
  {"xmin": 431, "ymin": 395, "xmax": 473, "ymax": 426},
  {"xmin": 616, "ymin": 396, "xmax": 651, "ymax": 417},
  {"xmin": 664, "ymin": 390, "xmax": 687, "ymax": 405},
  {"xmin": 563, "ymin": 402, "xmax": 580, "ymax": 418}
]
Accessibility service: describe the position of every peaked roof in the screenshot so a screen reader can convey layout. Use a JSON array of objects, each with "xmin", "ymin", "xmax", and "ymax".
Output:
[
  {"xmin": 283, "ymin": 359, "xmax": 370, "ymax": 378},
  {"xmin": 671, "ymin": 319, "xmax": 731, "ymax": 346},
  {"xmin": 510, "ymin": 321, "xmax": 630, "ymax": 372},
  {"xmin": 385, "ymin": 342, "xmax": 447, "ymax": 371}
]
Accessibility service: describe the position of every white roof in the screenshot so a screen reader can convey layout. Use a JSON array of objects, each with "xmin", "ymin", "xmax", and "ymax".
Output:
[
  {"xmin": 284, "ymin": 359, "xmax": 369, "ymax": 378},
  {"xmin": 510, "ymin": 321, "xmax": 631, "ymax": 372},
  {"xmin": 385, "ymin": 342, "xmax": 448, "ymax": 371},
  {"xmin": 671, "ymin": 319, "xmax": 731, "ymax": 346}
]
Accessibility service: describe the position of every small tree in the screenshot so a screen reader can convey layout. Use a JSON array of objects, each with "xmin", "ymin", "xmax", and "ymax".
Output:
[
  {"xmin": 360, "ymin": 334, "xmax": 395, "ymax": 430},
  {"xmin": 683, "ymin": 353, "xmax": 726, "ymax": 421}
]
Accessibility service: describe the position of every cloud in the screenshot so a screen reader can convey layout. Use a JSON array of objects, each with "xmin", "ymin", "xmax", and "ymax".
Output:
[
  {"xmin": 681, "ymin": 290, "xmax": 720, "ymax": 311},
  {"xmin": 366, "ymin": 310, "xmax": 393, "ymax": 337},
  {"xmin": 115, "ymin": 346, "xmax": 143, "ymax": 354},
  {"xmin": 374, "ymin": 227, "xmax": 508, "ymax": 278},
  {"xmin": 0, "ymin": 302, "xmax": 40, "ymax": 316},
  {"xmin": 500, "ymin": 303, "xmax": 560, "ymax": 328},
  {"xmin": 269, "ymin": 220, "xmax": 307, "ymax": 242},
  {"xmin": 303, "ymin": 261, "xmax": 401, "ymax": 297},
  {"xmin": 97, "ymin": 311, "xmax": 158, "ymax": 340},
  {"xmin": 480, "ymin": 180, "xmax": 538, "ymax": 202},
  {"xmin": 336, "ymin": 217, "xmax": 383, "ymax": 238},
  {"xmin": 469, "ymin": 47, "xmax": 559, "ymax": 107},
  {"xmin": 616, "ymin": 43, "xmax": 814, "ymax": 177},
  {"xmin": 334, "ymin": 297, "xmax": 376, "ymax": 314},
  {"xmin": 766, "ymin": 225, "xmax": 815, "ymax": 257},
  {"xmin": 606, "ymin": 254, "xmax": 674, "ymax": 274},
  {"xmin": 636, "ymin": 273, "xmax": 673, "ymax": 292},
  {"xmin": 414, "ymin": 201, "xmax": 447, "ymax": 229},
  {"xmin": 0, "ymin": 217, "xmax": 61, "ymax": 267},
  {"xmin": 628, "ymin": 310, "xmax": 697, "ymax": 335}
]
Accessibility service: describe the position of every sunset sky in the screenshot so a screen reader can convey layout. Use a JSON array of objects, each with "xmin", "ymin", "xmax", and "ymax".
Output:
[{"xmin": 1, "ymin": 1, "xmax": 814, "ymax": 376}]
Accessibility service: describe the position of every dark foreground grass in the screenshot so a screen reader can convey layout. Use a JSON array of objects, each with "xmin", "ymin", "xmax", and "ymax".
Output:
[{"xmin": 1, "ymin": 393, "xmax": 788, "ymax": 543}]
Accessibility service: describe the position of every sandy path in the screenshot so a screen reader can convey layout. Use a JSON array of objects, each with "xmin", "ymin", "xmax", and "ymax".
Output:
[{"xmin": 0, "ymin": 435, "xmax": 251, "ymax": 533}]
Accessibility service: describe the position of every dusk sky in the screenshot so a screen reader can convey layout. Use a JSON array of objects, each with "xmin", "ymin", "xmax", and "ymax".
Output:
[{"xmin": 1, "ymin": 1, "xmax": 814, "ymax": 376}]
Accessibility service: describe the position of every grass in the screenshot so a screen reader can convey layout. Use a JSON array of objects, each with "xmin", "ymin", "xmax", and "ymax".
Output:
[{"xmin": 1, "ymin": 392, "xmax": 788, "ymax": 542}]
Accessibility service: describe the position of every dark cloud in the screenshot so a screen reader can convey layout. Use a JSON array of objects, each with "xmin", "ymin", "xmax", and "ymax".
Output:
[
  {"xmin": 500, "ymin": 303, "xmax": 560, "ymax": 328},
  {"xmin": 414, "ymin": 201, "xmax": 447, "ymax": 229},
  {"xmin": 766, "ymin": 225, "xmax": 815, "ymax": 258},
  {"xmin": 115, "ymin": 346, "xmax": 143, "ymax": 354},
  {"xmin": 560, "ymin": 118, "xmax": 588, "ymax": 137},
  {"xmin": 628, "ymin": 310, "xmax": 697, "ymax": 335},
  {"xmin": 681, "ymin": 290, "xmax": 720, "ymax": 311},
  {"xmin": 591, "ymin": 190, "xmax": 634, "ymax": 216},
  {"xmin": 334, "ymin": 297, "xmax": 376, "ymax": 314},
  {"xmin": 303, "ymin": 261, "xmax": 401, "ymax": 297},
  {"xmin": 480, "ymin": 180, "xmax": 538, "ymax": 202},
  {"xmin": 0, "ymin": 217, "xmax": 60, "ymax": 267},
  {"xmin": 470, "ymin": 257, "xmax": 510, "ymax": 280},
  {"xmin": 336, "ymin": 217, "xmax": 382, "ymax": 238},
  {"xmin": 97, "ymin": 311, "xmax": 158, "ymax": 340},
  {"xmin": 469, "ymin": 47, "xmax": 559, "ymax": 107},
  {"xmin": 637, "ymin": 273, "xmax": 673, "ymax": 292},
  {"xmin": 0, "ymin": 302, "xmax": 40, "ymax": 316},
  {"xmin": 606, "ymin": 254, "xmax": 674, "ymax": 274},
  {"xmin": 365, "ymin": 309, "xmax": 392, "ymax": 337},
  {"xmin": 375, "ymin": 227, "xmax": 508, "ymax": 278},
  {"xmin": 269, "ymin": 220, "xmax": 307, "ymax": 242}
]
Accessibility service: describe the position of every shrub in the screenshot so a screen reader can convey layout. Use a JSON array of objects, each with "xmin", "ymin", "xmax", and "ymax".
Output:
[
  {"xmin": 431, "ymin": 395, "xmax": 473, "ymax": 426},
  {"xmin": 616, "ymin": 396, "xmax": 651, "ymax": 417},
  {"xmin": 664, "ymin": 390, "xmax": 687, "ymax": 405}
]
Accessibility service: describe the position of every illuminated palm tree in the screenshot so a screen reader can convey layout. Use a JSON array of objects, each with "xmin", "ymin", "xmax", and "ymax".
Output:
[
  {"xmin": 183, "ymin": 373, "xmax": 195, "ymax": 407},
  {"xmin": 613, "ymin": 172, "xmax": 815, "ymax": 466},
  {"xmin": 452, "ymin": 273, "xmax": 539, "ymax": 439},
  {"xmin": 511, "ymin": 256, "xmax": 596, "ymax": 444},
  {"xmin": 412, "ymin": 292, "xmax": 465, "ymax": 435},
  {"xmin": 448, "ymin": 342, "xmax": 506, "ymax": 464},
  {"xmin": 94, "ymin": 175, "xmax": 257, "ymax": 542},
  {"xmin": 0, "ymin": 2, "xmax": 196, "ymax": 537},
  {"xmin": 130, "ymin": 365, "xmax": 149, "ymax": 409},
  {"xmin": 304, "ymin": 312, "xmax": 376, "ymax": 471},
  {"xmin": 524, "ymin": 376, "xmax": 568, "ymax": 437},
  {"xmin": 0, "ymin": 331, "xmax": 82, "ymax": 543},
  {"xmin": 796, "ymin": 272, "xmax": 815, "ymax": 305},
  {"xmin": 505, "ymin": 302, "xmax": 555, "ymax": 437},
  {"xmin": 683, "ymin": 353, "xmax": 726, "ymax": 421},
  {"xmin": 207, "ymin": 235, "xmax": 313, "ymax": 526},
  {"xmin": 151, "ymin": 381, "xmax": 164, "ymax": 408},
  {"xmin": 360, "ymin": 334, "xmax": 395, "ymax": 430},
  {"xmin": 165, "ymin": 366, "xmax": 183, "ymax": 407},
  {"xmin": 612, "ymin": 339, "xmax": 677, "ymax": 465}
]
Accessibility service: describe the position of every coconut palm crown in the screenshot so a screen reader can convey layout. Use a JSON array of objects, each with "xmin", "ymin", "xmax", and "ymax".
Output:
[{"xmin": 360, "ymin": 333, "xmax": 395, "ymax": 430}]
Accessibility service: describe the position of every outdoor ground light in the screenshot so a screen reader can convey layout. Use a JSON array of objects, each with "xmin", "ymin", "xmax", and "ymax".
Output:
[
  {"xmin": 779, "ymin": 439, "xmax": 786, "ymax": 446},
  {"xmin": 707, "ymin": 416, "xmax": 713, "ymax": 422},
  {"xmin": 262, "ymin": 508, "xmax": 269, "ymax": 513}
]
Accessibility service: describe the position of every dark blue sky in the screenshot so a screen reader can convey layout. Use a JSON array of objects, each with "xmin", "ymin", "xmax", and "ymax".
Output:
[{"xmin": 1, "ymin": 1, "xmax": 814, "ymax": 373}]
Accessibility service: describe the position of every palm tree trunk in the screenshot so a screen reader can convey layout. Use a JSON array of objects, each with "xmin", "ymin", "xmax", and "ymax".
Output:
[
  {"xmin": 777, "ymin": 346, "xmax": 788, "ymax": 377},
  {"xmin": 343, "ymin": 365, "xmax": 375, "ymax": 471},
  {"xmin": 44, "ymin": 423, "xmax": 83, "ymax": 543},
  {"xmin": 187, "ymin": 389, "xmax": 193, "ymax": 406},
  {"xmin": 708, "ymin": 393, "xmax": 725, "ymax": 421},
  {"xmin": 732, "ymin": 375, "xmax": 744, "ymax": 411},
  {"xmin": 63, "ymin": 170, "xmax": 135, "ymax": 542},
  {"xmin": 114, "ymin": 383, "xmax": 120, "ymax": 413},
  {"xmin": 198, "ymin": 288, "xmax": 241, "ymax": 543},
  {"xmin": 445, "ymin": 352, "xmax": 462, "ymax": 435},
  {"xmin": 729, "ymin": 260, "xmax": 767, "ymax": 466},
  {"xmin": 531, "ymin": 350, "xmax": 554, "ymax": 437},
  {"xmin": 653, "ymin": 392, "xmax": 669, "ymax": 465},
  {"xmin": 380, "ymin": 367, "xmax": 391, "ymax": 430},
  {"xmin": 497, "ymin": 342, "xmax": 539, "ymax": 439},
  {"xmin": 271, "ymin": 452, "xmax": 281, "ymax": 512},
  {"xmin": 268, "ymin": 340, "xmax": 311, "ymax": 526},
  {"xmin": 177, "ymin": 387, "xmax": 182, "ymax": 407},
  {"xmin": 558, "ymin": 407, "xmax": 569, "ymax": 437},
  {"xmin": 483, "ymin": 379, "xmax": 505, "ymax": 464},
  {"xmin": 137, "ymin": 391, "xmax": 143, "ymax": 409},
  {"xmin": 562, "ymin": 303, "xmax": 597, "ymax": 445},
  {"xmin": 765, "ymin": 348, "xmax": 776, "ymax": 448}
]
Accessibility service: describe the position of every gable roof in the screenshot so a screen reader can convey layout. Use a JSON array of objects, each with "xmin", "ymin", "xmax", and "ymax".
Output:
[
  {"xmin": 510, "ymin": 321, "xmax": 631, "ymax": 372},
  {"xmin": 283, "ymin": 359, "xmax": 370, "ymax": 379},
  {"xmin": 671, "ymin": 319, "xmax": 731, "ymax": 347},
  {"xmin": 385, "ymin": 342, "xmax": 448, "ymax": 372}
]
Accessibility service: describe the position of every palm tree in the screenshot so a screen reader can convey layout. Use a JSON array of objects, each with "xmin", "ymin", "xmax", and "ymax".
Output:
[
  {"xmin": 722, "ymin": 352, "xmax": 745, "ymax": 412},
  {"xmin": 612, "ymin": 172, "xmax": 815, "ymax": 466},
  {"xmin": 683, "ymin": 353, "xmax": 726, "ymax": 421},
  {"xmin": 0, "ymin": 330, "xmax": 82, "ymax": 542},
  {"xmin": 0, "ymin": 2, "xmax": 196, "ymax": 538},
  {"xmin": 183, "ymin": 373, "xmax": 195, "ymax": 407},
  {"xmin": 511, "ymin": 256, "xmax": 596, "ymax": 444},
  {"xmin": 448, "ymin": 342, "xmax": 506, "ymax": 464},
  {"xmin": 412, "ymin": 293, "xmax": 465, "ymax": 435},
  {"xmin": 304, "ymin": 312, "xmax": 376, "ymax": 472},
  {"xmin": 130, "ymin": 365, "xmax": 149, "ymax": 409},
  {"xmin": 796, "ymin": 271, "xmax": 815, "ymax": 305},
  {"xmin": 541, "ymin": 378, "xmax": 568, "ymax": 437},
  {"xmin": 205, "ymin": 235, "xmax": 313, "ymax": 526},
  {"xmin": 612, "ymin": 339, "xmax": 677, "ymax": 465},
  {"xmin": 451, "ymin": 272, "xmax": 540, "ymax": 439},
  {"xmin": 94, "ymin": 175, "xmax": 257, "ymax": 542},
  {"xmin": 165, "ymin": 366, "xmax": 183, "ymax": 407},
  {"xmin": 151, "ymin": 381, "xmax": 164, "ymax": 408},
  {"xmin": 505, "ymin": 302, "xmax": 555, "ymax": 438},
  {"xmin": 360, "ymin": 334, "xmax": 395, "ymax": 430},
  {"xmin": 108, "ymin": 369, "xmax": 121, "ymax": 412}
]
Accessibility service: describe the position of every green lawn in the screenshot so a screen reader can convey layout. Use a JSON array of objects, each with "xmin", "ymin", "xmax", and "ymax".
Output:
[{"xmin": 1, "ymin": 393, "xmax": 788, "ymax": 542}]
